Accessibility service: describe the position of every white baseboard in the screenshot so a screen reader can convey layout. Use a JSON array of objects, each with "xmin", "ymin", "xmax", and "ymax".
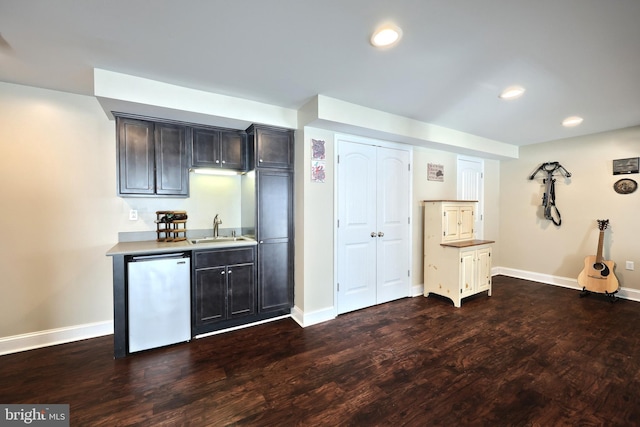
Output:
[
  {"xmin": 495, "ymin": 266, "xmax": 640, "ymax": 302},
  {"xmin": 0, "ymin": 320, "xmax": 114, "ymax": 356},
  {"xmin": 291, "ymin": 305, "xmax": 336, "ymax": 327},
  {"xmin": 411, "ymin": 284, "xmax": 424, "ymax": 297}
]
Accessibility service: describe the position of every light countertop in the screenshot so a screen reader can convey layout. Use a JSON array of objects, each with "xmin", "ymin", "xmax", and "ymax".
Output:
[{"xmin": 106, "ymin": 237, "xmax": 258, "ymax": 256}]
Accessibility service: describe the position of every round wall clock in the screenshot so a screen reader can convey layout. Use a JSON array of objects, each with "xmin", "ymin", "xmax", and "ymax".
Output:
[{"xmin": 613, "ymin": 178, "xmax": 637, "ymax": 194}]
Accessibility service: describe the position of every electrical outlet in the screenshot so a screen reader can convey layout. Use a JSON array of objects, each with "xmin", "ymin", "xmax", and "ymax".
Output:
[
  {"xmin": 129, "ymin": 209, "xmax": 138, "ymax": 221},
  {"xmin": 626, "ymin": 261, "xmax": 634, "ymax": 271}
]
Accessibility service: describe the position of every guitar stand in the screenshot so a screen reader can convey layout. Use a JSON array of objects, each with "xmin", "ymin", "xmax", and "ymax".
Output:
[{"xmin": 580, "ymin": 287, "xmax": 618, "ymax": 303}]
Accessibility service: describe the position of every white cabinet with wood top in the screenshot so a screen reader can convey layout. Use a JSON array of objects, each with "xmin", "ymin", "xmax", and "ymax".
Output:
[{"xmin": 423, "ymin": 200, "xmax": 494, "ymax": 307}]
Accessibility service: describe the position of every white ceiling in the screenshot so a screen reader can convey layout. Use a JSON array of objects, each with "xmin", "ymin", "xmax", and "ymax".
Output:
[{"xmin": 1, "ymin": 0, "xmax": 639, "ymax": 146}]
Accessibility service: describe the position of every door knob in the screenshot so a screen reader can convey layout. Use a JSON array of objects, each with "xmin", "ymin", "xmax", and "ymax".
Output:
[
  {"xmin": 371, "ymin": 232, "xmax": 377, "ymax": 238},
  {"xmin": 378, "ymin": 231, "xmax": 384, "ymax": 237}
]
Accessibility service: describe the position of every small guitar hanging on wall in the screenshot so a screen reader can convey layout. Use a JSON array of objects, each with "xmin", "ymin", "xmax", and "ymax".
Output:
[{"xmin": 577, "ymin": 219, "xmax": 619, "ymax": 301}]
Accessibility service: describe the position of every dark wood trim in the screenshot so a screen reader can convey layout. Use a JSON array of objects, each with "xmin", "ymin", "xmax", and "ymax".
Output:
[{"xmin": 111, "ymin": 254, "xmax": 127, "ymax": 358}]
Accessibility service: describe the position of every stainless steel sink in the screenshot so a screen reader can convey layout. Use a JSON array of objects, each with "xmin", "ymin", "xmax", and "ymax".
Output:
[{"xmin": 189, "ymin": 236, "xmax": 250, "ymax": 244}]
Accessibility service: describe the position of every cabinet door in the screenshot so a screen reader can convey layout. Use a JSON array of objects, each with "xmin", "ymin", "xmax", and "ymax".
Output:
[
  {"xmin": 459, "ymin": 205, "xmax": 475, "ymax": 240},
  {"xmin": 460, "ymin": 250, "xmax": 475, "ymax": 298},
  {"xmin": 257, "ymin": 170, "xmax": 292, "ymax": 240},
  {"xmin": 476, "ymin": 247, "xmax": 492, "ymax": 292},
  {"xmin": 442, "ymin": 204, "xmax": 475, "ymax": 241},
  {"xmin": 220, "ymin": 131, "xmax": 246, "ymax": 170},
  {"xmin": 256, "ymin": 170, "xmax": 293, "ymax": 312},
  {"xmin": 117, "ymin": 117, "xmax": 155, "ymax": 195},
  {"xmin": 255, "ymin": 127, "xmax": 293, "ymax": 169},
  {"xmin": 194, "ymin": 267, "xmax": 226, "ymax": 326},
  {"xmin": 442, "ymin": 205, "xmax": 461, "ymax": 241},
  {"xmin": 258, "ymin": 241, "xmax": 292, "ymax": 312},
  {"xmin": 155, "ymin": 123, "xmax": 189, "ymax": 196},
  {"xmin": 191, "ymin": 127, "xmax": 221, "ymax": 167},
  {"xmin": 228, "ymin": 263, "xmax": 255, "ymax": 318}
]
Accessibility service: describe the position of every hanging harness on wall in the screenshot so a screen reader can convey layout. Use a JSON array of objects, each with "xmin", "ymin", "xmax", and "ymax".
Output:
[{"xmin": 528, "ymin": 162, "xmax": 572, "ymax": 226}]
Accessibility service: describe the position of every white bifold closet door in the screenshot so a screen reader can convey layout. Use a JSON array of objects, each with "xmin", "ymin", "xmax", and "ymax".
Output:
[{"xmin": 337, "ymin": 140, "xmax": 410, "ymax": 315}]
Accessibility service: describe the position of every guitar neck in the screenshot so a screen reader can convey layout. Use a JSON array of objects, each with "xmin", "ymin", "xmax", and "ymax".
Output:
[{"xmin": 596, "ymin": 230, "xmax": 605, "ymax": 263}]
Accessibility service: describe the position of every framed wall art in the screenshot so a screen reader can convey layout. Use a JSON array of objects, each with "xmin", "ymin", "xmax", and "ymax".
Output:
[
  {"xmin": 311, "ymin": 139, "xmax": 326, "ymax": 183},
  {"xmin": 612, "ymin": 157, "xmax": 639, "ymax": 175},
  {"xmin": 427, "ymin": 163, "xmax": 444, "ymax": 181}
]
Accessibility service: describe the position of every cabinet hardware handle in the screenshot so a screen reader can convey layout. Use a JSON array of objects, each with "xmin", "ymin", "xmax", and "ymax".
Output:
[
  {"xmin": 378, "ymin": 231, "xmax": 384, "ymax": 237},
  {"xmin": 259, "ymin": 159, "xmax": 263, "ymax": 163},
  {"xmin": 228, "ymin": 270, "xmax": 232, "ymax": 274},
  {"xmin": 215, "ymin": 160, "xmax": 220, "ymax": 164},
  {"xmin": 371, "ymin": 232, "xmax": 377, "ymax": 237},
  {"xmin": 222, "ymin": 160, "xmax": 226, "ymax": 164},
  {"xmin": 259, "ymin": 240, "xmax": 264, "ymax": 244},
  {"xmin": 221, "ymin": 271, "xmax": 225, "ymax": 275}
]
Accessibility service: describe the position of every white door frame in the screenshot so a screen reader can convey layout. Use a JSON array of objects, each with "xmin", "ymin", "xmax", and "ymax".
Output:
[{"xmin": 334, "ymin": 133, "xmax": 413, "ymax": 317}]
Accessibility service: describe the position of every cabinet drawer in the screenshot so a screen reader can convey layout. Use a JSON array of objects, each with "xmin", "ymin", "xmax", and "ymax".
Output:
[{"xmin": 194, "ymin": 247, "xmax": 254, "ymax": 268}]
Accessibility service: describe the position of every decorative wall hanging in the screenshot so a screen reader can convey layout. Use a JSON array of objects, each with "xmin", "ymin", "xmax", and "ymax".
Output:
[
  {"xmin": 528, "ymin": 161, "xmax": 572, "ymax": 226},
  {"xmin": 612, "ymin": 157, "xmax": 639, "ymax": 175},
  {"xmin": 312, "ymin": 161, "xmax": 326, "ymax": 183},
  {"xmin": 427, "ymin": 163, "xmax": 444, "ymax": 181},
  {"xmin": 613, "ymin": 178, "xmax": 637, "ymax": 194},
  {"xmin": 311, "ymin": 139, "xmax": 326, "ymax": 183}
]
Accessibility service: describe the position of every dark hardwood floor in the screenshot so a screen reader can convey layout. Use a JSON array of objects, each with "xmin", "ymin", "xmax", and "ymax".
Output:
[{"xmin": 2, "ymin": 275, "xmax": 640, "ymax": 426}]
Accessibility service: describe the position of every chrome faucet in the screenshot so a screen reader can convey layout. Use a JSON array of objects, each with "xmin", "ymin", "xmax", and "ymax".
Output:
[{"xmin": 213, "ymin": 214, "xmax": 222, "ymax": 238}]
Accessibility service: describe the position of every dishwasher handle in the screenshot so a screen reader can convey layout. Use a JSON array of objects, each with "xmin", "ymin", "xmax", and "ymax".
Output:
[{"xmin": 129, "ymin": 252, "xmax": 189, "ymax": 262}]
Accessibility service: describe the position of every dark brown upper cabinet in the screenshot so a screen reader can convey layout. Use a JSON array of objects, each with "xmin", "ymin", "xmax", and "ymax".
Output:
[
  {"xmin": 191, "ymin": 126, "xmax": 247, "ymax": 171},
  {"xmin": 116, "ymin": 115, "xmax": 189, "ymax": 197},
  {"xmin": 247, "ymin": 124, "xmax": 294, "ymax": 170}
]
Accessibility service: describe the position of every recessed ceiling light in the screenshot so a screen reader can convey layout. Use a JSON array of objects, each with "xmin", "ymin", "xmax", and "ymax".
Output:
[
  {"xmin": 562, "ymin": 116, "xmax": 584, "ymax": 127},
  {"xmin": 499, "ymin": 86, "xmax": 526, "ymax": 100},
  {"xmin": 370, "ymin": 24, "xmax": 403, "ymax": 48}
]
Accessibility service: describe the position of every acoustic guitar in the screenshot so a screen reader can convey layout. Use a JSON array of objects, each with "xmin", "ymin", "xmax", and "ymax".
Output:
[{"xmin": 577, "ymin": 219, "xmax": 619, "ymax": 294}]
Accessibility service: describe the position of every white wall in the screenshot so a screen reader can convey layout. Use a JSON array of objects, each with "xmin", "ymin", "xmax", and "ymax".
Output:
[
  {"xmin": 0, "ymin": 82, "xmax": 116, "ymax": 339},
  {"xmin": 499, "ymin": 126, "xmax": 640, "ymax": 289},
  {"xmin": 0, "ymin": 82, "xmax": 254, "ymax": 342},
  {"xmin": 293, "ymin": 127, "xmax": 336, "ymax": 324}
]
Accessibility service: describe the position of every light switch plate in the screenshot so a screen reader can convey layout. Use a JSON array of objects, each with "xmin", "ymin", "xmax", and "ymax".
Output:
[
  {"xmin": 129, "ymin": 209, "xmax": 138, "ymax": 221},
  {"xmin": 626, "ymin": 261, "xmax": 634, "ymax": 271}
]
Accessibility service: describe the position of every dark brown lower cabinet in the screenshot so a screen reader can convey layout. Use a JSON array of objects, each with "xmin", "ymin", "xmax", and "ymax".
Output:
[
  {"xmin": 192, "ymin": 247, "xmax": 256, "ymax": 336},
  {"xmin": 258, "ymin": 240, "xmax": 292, "ymax": 312}
]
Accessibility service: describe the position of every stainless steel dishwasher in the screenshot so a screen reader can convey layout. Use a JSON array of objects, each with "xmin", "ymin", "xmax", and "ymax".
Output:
[{"xmin": 127, "ymin": 252, "xmax": 191, "ymax": 353}]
